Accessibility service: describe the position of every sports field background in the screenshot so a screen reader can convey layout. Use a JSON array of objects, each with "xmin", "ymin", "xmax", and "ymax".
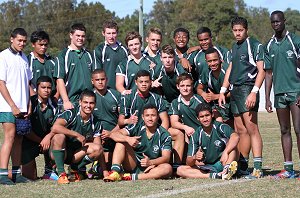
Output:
[{"xmin": 1, "ymin": 112, "xmax": 300, "ymax": 197}]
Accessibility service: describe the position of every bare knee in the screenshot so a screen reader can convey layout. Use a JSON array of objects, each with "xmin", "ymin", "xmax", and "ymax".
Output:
[
  {"xmin": 159, "ymin": 163, "xmax": 173, "ymax": 177},
  {"xmin": 280, "ymin": 125, "xmax": 291, "ymax": 135},
  {"xmin": 90, "ymin": 144, "xmax": 103, "ymax": 159},
  {"xmin": 51, "ymin": 134, "xmax": 66, "ymax": 147},
  {"xmin": 168, "ymin": 128, "xmax": 184, "ymax": 140},
  {"xmin": 176, "ymin": 165, "xmax": 189, "ymax": 177}
]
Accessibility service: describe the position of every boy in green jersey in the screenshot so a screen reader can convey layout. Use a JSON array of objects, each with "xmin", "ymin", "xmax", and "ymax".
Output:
[
  {"xmin": 190, "ymin": 27, "xmax": 231, "ymax": 86},
  {"xmin": 219, "ymin": 16, "xmax": 265, "ymax": 179},
  {"xmin": 22, "ymin": 76, "xmax": 58, "ymax": 180},
  {"xmin": 197, "ymin": 48, "xmax": 233, "ymax": 127},
  {"xmin": 50, "ymin": 90, "xmax": 104, "ymax": 184},
  {"xmin": 168, "ymin": 73, "xmax": 205, "ymax": 169},
  {"xmin": 265, "ymin": 11, "xmax": 300, "ymax": 179},
  {"xmin": 116, "ymin": 31, "xmax": 156, "ymax": 95},
  {"xmin": 103, "ymin": 104, "xmax": 172, "ymax": 182},
  {"xmin": 54, "ymin": 23, "xmax": 93, "ymax": 110},
  {"xmin": 143, "ymin": 27, "xmax": 163, "ymax": 66},
  {"xmin": 118, "ymin": 70, "xmax": 169, "ymax": 130},
  {"xmin": 28, "ymin": 30, "xmax": 58, "ymax": 100},
  {"xmin": 152, "ymin": 44, "xmax": 186, "ymax": 104},
  {"xmin": 88, "ymin": 69, "xmax": 121, "ymax": 178},
  {"xmin": 93, "ymin": 20, "xmax": 128, "ymax": 89},
  {"xmin": 177, "ymin": 103, "xmax": 239, "ymax": 180}
]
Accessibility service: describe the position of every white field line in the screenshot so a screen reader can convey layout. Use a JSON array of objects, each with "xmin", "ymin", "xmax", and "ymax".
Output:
[{"xmin": 139, "ymin": 179, "xmax": 251, "ymax": 198}]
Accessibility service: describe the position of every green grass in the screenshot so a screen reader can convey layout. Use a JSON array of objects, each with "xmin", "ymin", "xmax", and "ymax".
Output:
[{"xmin": 1, "ymin": 112, "xmax": 300, "ymax": 197}]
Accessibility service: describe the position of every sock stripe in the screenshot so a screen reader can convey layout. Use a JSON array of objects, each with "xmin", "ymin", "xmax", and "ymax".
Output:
[{"xmin": 84, "ymin": 155, "xmax": 94, "ymax": 162}]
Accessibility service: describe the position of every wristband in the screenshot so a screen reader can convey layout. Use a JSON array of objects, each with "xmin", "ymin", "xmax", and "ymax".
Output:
[
  {"xmin": 251, "ymin": 86, "xmax": 259, "ymax": 93},
  {"xmin": 220, "ymin": 87, "xmax": 227, "ymax": 94}
]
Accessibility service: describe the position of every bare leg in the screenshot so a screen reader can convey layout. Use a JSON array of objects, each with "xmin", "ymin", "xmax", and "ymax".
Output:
[
  {"xmin": 242, "ymin": 111, "xmax": 263, "ymax": 157},
  {"xmin": 11, "ymin": 134, "xmax": 23, "ymax": 167},
  {"xmin": 177, "ymin": 165, "xmax": 210, "ymax": 179},
  {"xmin": 22, "ymin": 160, "xmax": 37, "ymax": 180},
  {"xmin": 168, "ymin": 128, "xmax": 185, "ymax": 165},
  {"xmin": 137, "ymin": 163, "xmax": 172, "ymax": 180},
  {"xmin": 276, "ymin": 108, "xmax": 292, "ymax": 161},
  {"xmin": 234, "ymin": 115, "xmax": 250, "ymax": 158},
  {"xmin": 0, "ymin": 123, "xmax": 15, "ymax": 168},
  {"xmin": 290, "ymin": 104, "xmax": 300, "ymax": 159}
]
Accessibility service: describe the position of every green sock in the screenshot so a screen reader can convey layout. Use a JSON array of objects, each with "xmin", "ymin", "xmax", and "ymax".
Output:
[
  {"xmin": 284, "ymin": 161, "xmax": 293, "ymax": 172},
  {"xmin": 0, "ymin": 168, "xmax": 8, "ymax": 179},
  {"xmin": 111, "ymin": 164, "xmax": 122, "ymax": 174},
  {"xmin": 253, "ymin": 157, "xmax": 262, "ymax": 170},
  {"xmin": 52, "ymin": 149, "xmax": 65, "ymax": 175},
  {"xmin": 77, "ymin": 155, "xmax": 94, "ymax": 172}
]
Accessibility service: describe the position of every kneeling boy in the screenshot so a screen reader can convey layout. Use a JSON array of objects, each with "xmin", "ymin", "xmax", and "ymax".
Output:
[{"xmin": 50, "ymin": 90, "xmax": 104, "ymax": 184}]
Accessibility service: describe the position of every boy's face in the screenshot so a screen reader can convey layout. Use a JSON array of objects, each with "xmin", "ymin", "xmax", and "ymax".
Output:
[
  {"xmin": 142, "ymin": 108, "xmax": 159, "ymax": 128},
  {"xmin": 70, "ymin": 30, "xmax": 85, "ymax": 48},
  {"xmin": 135, "ymin": 76, "xmax": 151, "ymax": 93},
  {"xmin": 174, "ymin": 31, "xmax": 188, "ymax": 48},
  {"xmin": 232, "ymin": 24, "xmax": 248, "ymax": 42},
  {"xmin": 102, "ymin": 28, "xmax": 117, "ymax": 45},
  {"xmin": 205, "ymin": 52, "xmax": 221, "ymax": 71},
  {"xmin": 37, "ymin": 82, "xmax": 52, "ymax": 100},
  {"xmin": 198, "ymin": 110, "xmax": 212, "ymax": 128},
  {"xmin": 177, "ymin": 79, "xmax": 193, "ymax": 97},
  {"xmin": 32, "ymin": 39, "xmax": 48, "ymax": 56},
  {"xmin": 92, "ymin": 72, "xmax": 107, "ymax": 92},
  {"xmin": 270, "ymin": 13, "xmax": 285, "ymax": 33},
  {"xmin": 161, "ymin": 52, "xmax": 175, "ymax": 70},
  {"xmin": 146, "ymin": 32, "xmax": 162, "ymax": 52},
  {"xmin": 10, "ymin": 34, "xmax": 27, "ymax": 52},
  {"xmin": 128, "ymin": 38, "xmax": 142, "ymax": 56},
  {"xmin": 197, "ymin": 32, "xmax": 212, "ymax": 50},
  {"xmin": 79, "ymin": 96, "xmax": 96, "ymax": 115}
]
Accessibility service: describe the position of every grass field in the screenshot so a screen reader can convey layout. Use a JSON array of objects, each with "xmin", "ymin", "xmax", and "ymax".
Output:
[{"xmin": 1, "ymin": 112, "xmax": 300, "ymax": 197}]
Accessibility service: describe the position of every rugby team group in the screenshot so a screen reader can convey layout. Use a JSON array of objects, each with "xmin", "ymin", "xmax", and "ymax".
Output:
[{"xmin": 0, "ymin": 10, "xmax": 299, "ymax": 185}]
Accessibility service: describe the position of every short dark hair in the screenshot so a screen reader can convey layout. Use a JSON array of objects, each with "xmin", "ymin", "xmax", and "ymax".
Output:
[
  {"xmin": 231, "ymin": 16, "xmax": 248, "ymax": 29},
  {"xmin": 204, "ymin": 47, "xmax": 220, "ymax": 58},
  {"xmin": 70, "ymin": 23, "xmax": 86, "ymax": 34},
  {"xmin": 79, "ymin": 89, "xmax": 96, "ymax": 102},
  {"xmin": 92, "ymin": 68, "xmax": 106, "ymax": 77},
  {"xmin": 102, "ymin": 20, "xmax": 118, "ymax": 32},
  {"xmin": 173, "ymin": 27, "xmax": 190, "ymax": 40},
  {"xmin": 135, "ymin": 70, "xmax": 151, "ymax": 80},
  {"xmin": 36, "ymin": 76, "xmax": 52, "ymax": 88},
  {"xmin": 11, "ymin": 28, "xmax": 27, "ymax": 38},
  {"xmin": 195, "ymin": 103, "xmax": 212, "ymax": 116},
  {"xmin": 143, "ymin": 103, "xmax": 158, "ymax": 114},
  {"xmin": 125, "ymin": 31, "xmax": 142, "ymax": 46},
  {"xmin": 197, "ymin": 27, "xmax": 212, "ymax": 37},
  {"xmin": 30, "ymin": 30, "xmax": 50, "ymax": 43},
  {"xmin": 270, "ymin": 10, "xmax": 285, "ymax": 18},
  {"xmin": 161, "ymin": 44, "xmax": 175, "ymax": 56},
  {"xmin": 176, "ymin": 73, "xmax": 193, "ymax": 85}
]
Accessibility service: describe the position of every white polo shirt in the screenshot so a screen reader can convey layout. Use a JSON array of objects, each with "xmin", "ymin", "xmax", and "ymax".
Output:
[{"xmin": 0, "ymin": 48, "xmax": 32, "ymax": 112}]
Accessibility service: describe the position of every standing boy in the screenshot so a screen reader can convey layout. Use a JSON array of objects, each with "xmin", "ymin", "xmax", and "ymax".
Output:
[
  {"xmin": 0, "ymin": 28, "xmax": 32, "ymax": 185},
  {"xmin": 93, "ymin": 20, "xmax": 128, "ymax": 89},
  {"xmin": 219, "ymin": 16, "xmax": 265, "ymax": 179},
  {"xmin": 265, "ymin": 10, "xmax": 300, "ymax": 178}
]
